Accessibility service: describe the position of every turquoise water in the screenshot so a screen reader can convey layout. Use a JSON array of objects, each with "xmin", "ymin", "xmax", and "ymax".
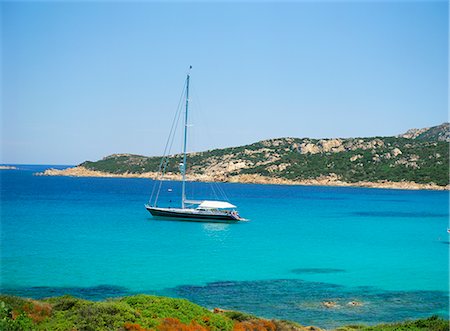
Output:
[{"xmin": 1, "ymin": 166, "xmax": 449, "ymax": 328}]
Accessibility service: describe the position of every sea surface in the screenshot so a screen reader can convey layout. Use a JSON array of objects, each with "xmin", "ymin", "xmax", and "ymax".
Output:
[{"xmin": 1, "ymin": 165, "xmax": 449, "ymax": 328}]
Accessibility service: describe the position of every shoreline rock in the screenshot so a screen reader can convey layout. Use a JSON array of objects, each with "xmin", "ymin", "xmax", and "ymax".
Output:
[{"xmin": 36, "ymin": 166, "xmax": 449, "ymax": 191}]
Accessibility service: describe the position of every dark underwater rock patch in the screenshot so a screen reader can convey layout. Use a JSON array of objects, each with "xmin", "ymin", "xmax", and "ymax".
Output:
[
  {"xmin": 0, "ymin": 284, "xmax": 132, "ymax": 300},
  {"xmin": 172, "ymin": 279, "xmax": 449, "ymax": 329}
]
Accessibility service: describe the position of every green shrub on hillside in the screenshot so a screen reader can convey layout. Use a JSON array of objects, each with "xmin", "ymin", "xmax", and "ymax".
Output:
[{"xmin": 335, "ymin": 315, "xmax": 449, "ymax": 331}]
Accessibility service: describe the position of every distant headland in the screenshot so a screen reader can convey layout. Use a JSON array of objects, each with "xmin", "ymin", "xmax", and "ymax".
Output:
[
  {"xmin": 0, "ymin": 165, "xmax": 17, "ymax": 170},
  {"xmin": 38, "ymin": 123, "xmax": 450, "ymax": 191}
]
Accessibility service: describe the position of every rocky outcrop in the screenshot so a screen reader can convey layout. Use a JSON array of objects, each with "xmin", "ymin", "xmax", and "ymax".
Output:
[
  {"xmin": 399, "ymin": 122, "xmax": 450, "ymax": 142},
  {"xmin": 399, "ymin": 127, "xmax": 430, "ymax": 139},
  {"xmin": 322, "ymin": 301, "xmax": 338, "ymax": 309},
  {"xmin": 350, "ymin": 154, "xmax": 363, "ymax": 162},
  {"xmin": 392, "ymin": 148, "xmax": 402, "ymax": 157},
  {"xmin": 298, "ymin": 138, "xmax": 385, "ymax": 155},
  {"xmin": 272, "ymin": 320, "xmax": 324, "ymax": 331}
]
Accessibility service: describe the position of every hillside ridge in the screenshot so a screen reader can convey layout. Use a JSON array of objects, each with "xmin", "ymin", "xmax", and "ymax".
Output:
[{"xmin": 40, "ymin": 123, "xmax": 450, "ymax": 189}]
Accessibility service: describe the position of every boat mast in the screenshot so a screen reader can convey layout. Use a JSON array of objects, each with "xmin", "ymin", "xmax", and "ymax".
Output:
[{"xmin": 181, "ymin": 66, "xmax": 191, "ymax": 209}]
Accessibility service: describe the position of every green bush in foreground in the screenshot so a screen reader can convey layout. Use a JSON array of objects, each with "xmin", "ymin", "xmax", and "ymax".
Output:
[
  {"xmin": 0, "ymin": 294, "xmax": 448, "ymax": 331},
  {"xmin": 336, "ymin": 315, "xmax": 449, "ymax": 331}
]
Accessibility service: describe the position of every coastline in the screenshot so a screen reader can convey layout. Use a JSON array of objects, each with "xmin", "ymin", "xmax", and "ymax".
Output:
[
  {"xmin": 0, "ymin": 294, "xmax": 447, "ymax": 331},
  {"xmin": 37, "ymin": 166, "xmax": 449, "ymax": 191}
]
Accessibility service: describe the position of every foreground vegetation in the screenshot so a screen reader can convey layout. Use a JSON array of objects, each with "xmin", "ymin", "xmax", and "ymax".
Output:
[
  {"xmin": 334, "ymin": 315, "xmax": 449, "ymax": 331},
  {"xmin": 79, "ymin": 123, "xmax": 449, "ymax": 187},
  {"xmin": 1, "ymin": 295, "xmax": 448, "ymax": 331}
]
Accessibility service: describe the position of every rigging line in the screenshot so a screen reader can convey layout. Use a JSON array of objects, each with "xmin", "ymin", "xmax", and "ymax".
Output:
[
  {"xmin": 150, "ymin": 83, "xmax": 185, "ymax": 206},
  {"xmin": 154, "ymin": 91, "xmax": 185, "ymax": 206},
  {"xmin": 211, "ymin": 180, "xmax": 228, "ymax": 202},
  {"xmin": 149, "ymin": 86, "xmax": 185, "ymax": 204},
  {"xmin": 217, "ymin": 174, "xmax": 230, "ymax": 200},
  {"xmin": 191, "ymin": 84, "xmax": 231, "ymax": 202},
  {"xmin": 216, "ymin": 181, "xmax": 230, "ymax": 202},
  {"xmin": 210, "ymin": 179, "xmax": 219, "ymax": 200},
  {"xmin": 191, "ymin": 86, "xmax": 229, "ymax": 201},
  {"xmin": 154, "ymin": 86, "xmax": 185, "ymax": 206},
  {"xmin": 185, "ymin": 81, "xmax": 198, "ymax": 200},
  {"xmin": 150, "ymin": 79, "xmax": 187, "ymax": 206}
]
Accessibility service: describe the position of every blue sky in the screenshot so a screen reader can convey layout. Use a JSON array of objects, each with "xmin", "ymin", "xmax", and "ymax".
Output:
[{"xmin": 1, "ymin": 1, "xmax": 448, "ymax": 164}]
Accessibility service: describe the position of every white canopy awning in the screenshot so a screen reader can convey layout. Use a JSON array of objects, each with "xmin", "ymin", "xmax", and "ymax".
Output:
[
  {"xmin": 184, "ymin": 200, "xmax": 203, "ymax": 205},
  {"xmin": 198, "ymin": 200, "xmax": 236, "ymax": 209}
]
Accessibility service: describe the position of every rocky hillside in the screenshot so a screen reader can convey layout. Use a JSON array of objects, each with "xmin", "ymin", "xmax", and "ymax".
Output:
[{"xmin": 78, "ymin": 123, "xmax": 449, "ymax": 187}]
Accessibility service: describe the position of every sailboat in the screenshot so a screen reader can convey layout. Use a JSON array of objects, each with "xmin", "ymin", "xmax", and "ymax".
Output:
[{"xmin": 145, "ymin": 67, "xmax": 246, "ymax": 223}]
